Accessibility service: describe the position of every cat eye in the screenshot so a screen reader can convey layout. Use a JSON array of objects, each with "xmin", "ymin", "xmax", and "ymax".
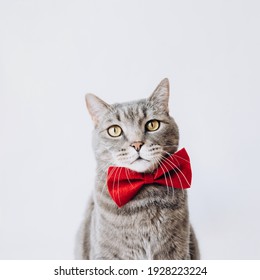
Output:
[
  {"xmin": 107, "ymin": 125, "xmax": 122, "ymax": 137},
  {"xmin": 145, "ymin": 120, "xmax": 160, "ymax": 132}
]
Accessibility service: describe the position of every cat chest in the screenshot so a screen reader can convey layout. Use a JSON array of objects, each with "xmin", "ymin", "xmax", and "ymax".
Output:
[
  {"xmin": 121, "ymin": 211, "xmax": 168, "ymax": 259},
  {"xmin": 97, "ymin": 205, "xmax": 177, "ymax": 259}
]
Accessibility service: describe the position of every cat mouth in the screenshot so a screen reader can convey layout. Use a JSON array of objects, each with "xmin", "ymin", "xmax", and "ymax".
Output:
[{"xmin": 131, "ymin": 156, "xmax": 149, "ymax": 164}]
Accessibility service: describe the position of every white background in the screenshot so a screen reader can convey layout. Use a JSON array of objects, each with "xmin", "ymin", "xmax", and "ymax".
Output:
[{"xmin": 0, "ymin": 0, "xmax": 260, "ymax": 259}]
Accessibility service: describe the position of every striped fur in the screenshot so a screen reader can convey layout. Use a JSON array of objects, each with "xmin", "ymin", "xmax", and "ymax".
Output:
[{"xmin": 78, "ymin": 78, "xmax": 200, "ymax": 259}]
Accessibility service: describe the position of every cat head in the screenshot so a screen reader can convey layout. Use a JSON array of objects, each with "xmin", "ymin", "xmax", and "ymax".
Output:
[{"xmin": 85, "ymin": 78, "xmax": 179, "ymax": 173}]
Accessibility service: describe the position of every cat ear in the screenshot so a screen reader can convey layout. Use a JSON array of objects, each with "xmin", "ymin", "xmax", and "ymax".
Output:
[
  {"xmin": 85, "ymin": 94, "xmax": 111, "ymax": 125},
  {"xmin": 148, "ymin": 78, "xmax": 170, "ymax": 112}
]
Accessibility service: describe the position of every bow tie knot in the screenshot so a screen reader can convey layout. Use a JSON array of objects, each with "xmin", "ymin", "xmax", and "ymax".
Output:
[
  {"xmin": 107, "ymin": 148, "xmax": 192, "ymax": 207},
  {"xmin": 143, "ymin": 173, "xmax": 154, "ymax": 185}
]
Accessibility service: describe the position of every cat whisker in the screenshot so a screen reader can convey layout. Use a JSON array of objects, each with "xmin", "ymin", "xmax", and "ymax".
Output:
[
  {"xmin": 159, "ymin": 155, "xmax": 190, "ymax": 200},
  {"xmin": 116, "ymin": 167, "xmax": 123, "ymax": 206},
  {"xmin": 164, "ymin": 160, "xmax": 184, "ymax": 191},
  {"xmin": 162, "ymin": 147, "xmax": 191, "ymax": 164},
  {"xmin": 174, "ymin": 154, "xmax": 192, "ymax": 164},
  {"xmin": 162, "ymin": 152, "xmax": 191, "ymax": 187},
  {"xmin": 125, "ymin": 168, "xmax": 136, "ymax": 189},
  {"xmin": 151, "ymin": 156, "xmax": 171, "ymax": 196},
  {"xmin": 157, "ymin": 157, "xmax": 176, "ymax": 197},
  {"xmin": 100, "ymin": 165, "xmax": 120, "ymax": 204},
  {"xmin": 152, "ymin": 157, "xmax": 161, "ymax": 177},
  {"xmin": 99, "ymin": 165, "xmax": 117, "ymax": 198}
]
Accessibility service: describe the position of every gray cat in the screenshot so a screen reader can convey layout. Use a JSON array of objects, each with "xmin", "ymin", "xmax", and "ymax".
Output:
[{"xmin": 77, "ymin": 78, "xmax": 200, "ymax": 260}]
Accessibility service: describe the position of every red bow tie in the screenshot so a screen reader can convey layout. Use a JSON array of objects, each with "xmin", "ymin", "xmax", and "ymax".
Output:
[{"xmin": 107, "ymin": 148, "xmax": 192, "ymax": 207}]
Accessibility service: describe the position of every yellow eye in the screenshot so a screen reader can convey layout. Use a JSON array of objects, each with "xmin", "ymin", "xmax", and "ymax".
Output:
[
  {"xmin": 107, "ymin": 125, "xmax": 122, "ymax": 137},
  {"xmin": 146, "ymin": 120, "xmax": 160, "ymax": 132}
]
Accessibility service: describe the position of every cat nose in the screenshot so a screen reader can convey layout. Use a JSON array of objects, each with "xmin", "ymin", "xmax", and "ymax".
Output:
[{"xmin": 130, "ymin": 141, "xmax": 144, "ymax": 152}]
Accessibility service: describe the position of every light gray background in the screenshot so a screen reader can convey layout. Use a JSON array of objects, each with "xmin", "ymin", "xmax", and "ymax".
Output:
[{"xmin": 0, "ymin": 0, "xmax": 260, "ymax": 259}]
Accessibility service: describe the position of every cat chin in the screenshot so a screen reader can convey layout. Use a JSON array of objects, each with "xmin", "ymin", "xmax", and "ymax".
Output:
[{"xmin": 128, "ymin": 159, "xmax": 156, "ymax": 173}]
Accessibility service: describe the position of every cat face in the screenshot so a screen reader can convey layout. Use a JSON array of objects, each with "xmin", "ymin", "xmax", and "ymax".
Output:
[{"xmin": 85, "ymin": 78, "xmax": 179, "ymax": 173}]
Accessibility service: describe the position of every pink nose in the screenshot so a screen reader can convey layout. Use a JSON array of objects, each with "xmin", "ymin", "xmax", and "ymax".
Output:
[{"xmin": 130, "ymin": 141, "xmax": 144, "ymax": 152}]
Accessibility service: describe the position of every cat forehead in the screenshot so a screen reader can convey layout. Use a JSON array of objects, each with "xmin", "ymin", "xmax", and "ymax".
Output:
[
  {"xmin": 114, "ymin": 100, "xmax": 146, "ymax": 116},
  {"xmin": 110, "ymin": 99, "xmax": 165, "ymax": 119}
]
